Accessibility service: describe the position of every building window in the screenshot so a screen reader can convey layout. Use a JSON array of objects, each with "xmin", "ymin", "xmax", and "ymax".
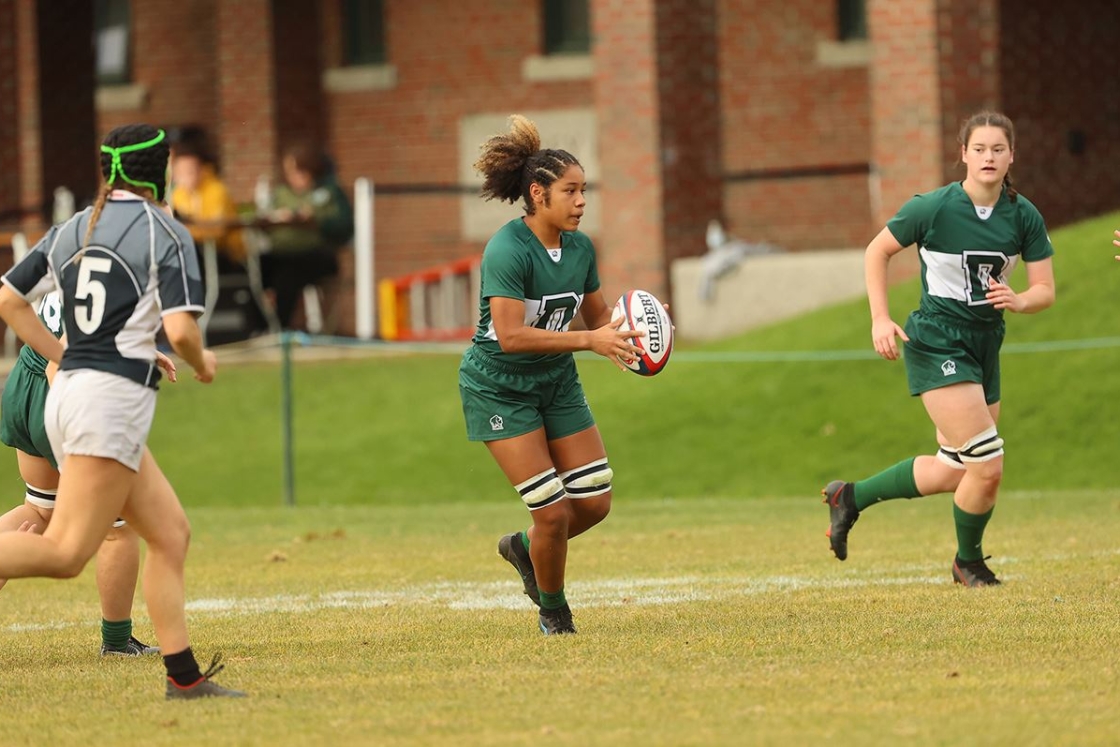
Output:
[
  {"xmin": 342, "ymin": 0, "xmax": 387, "ymax": 66},
  {"xmin": 94, "ymin": 0, "xmax": 131, "ymax": 85},
  {"xmin": 838, "ymin": 0, "xmax": 868, "ymax": 41},
  {"xmin": 543, "ymin": 0, "xmax": 590, "ymax": 55}
]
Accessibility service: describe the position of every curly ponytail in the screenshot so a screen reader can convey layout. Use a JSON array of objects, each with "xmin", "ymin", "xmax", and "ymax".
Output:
[{"xmin": 474, "ymin": 115, "xmax": 582, "ymax": 215}]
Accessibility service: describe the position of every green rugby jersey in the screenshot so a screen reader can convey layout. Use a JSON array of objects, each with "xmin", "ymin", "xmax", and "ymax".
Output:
[
  {"xmin": 887, "ymin": 182, "xmax": 1053, "ymax": 325},
  {"xmin": 471, "ymin": 218, "xmax": 601, "ymax": 367},
  {"xmin": 15, "ymin": 291, "xmax": 63, "ymax": 378}
]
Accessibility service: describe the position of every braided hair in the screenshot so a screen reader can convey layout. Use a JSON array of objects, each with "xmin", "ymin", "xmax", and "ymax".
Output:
[
  {"xmin": 959, "ymin": 111, "xmax": 1018, "ymax": 203},
  {"xmin": 84, "ymin": 123, "xmax": 170, "ymax": 248},
  {"xmin": 474, "ymin": 114, "xmax": 582, "ymax": 215}
]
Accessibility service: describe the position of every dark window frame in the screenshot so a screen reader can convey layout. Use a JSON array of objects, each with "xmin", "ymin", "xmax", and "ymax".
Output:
[
  {"xmin": 94, "ymin": 0, "xmax": 132, "ymax": 85},
  {"xmin": 543, "ymin": 0, "xmax": 590, "ymax": 55},
  {"xmin": 342, "ymin": 0, "xmax": 387, "ymax": 66},
  {"xmin": 838, "ymin": 0, "xmax": 868, "ymax": 42}
]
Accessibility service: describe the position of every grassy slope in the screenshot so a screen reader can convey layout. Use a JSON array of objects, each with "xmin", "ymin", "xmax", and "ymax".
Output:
[
  {"xmin": 127, "ymin": 211, "xmax": 1120, "ymax": 507},
  {"xmin": 0, "ymin": 211, "xmax": 1115, "ymax": 507}
]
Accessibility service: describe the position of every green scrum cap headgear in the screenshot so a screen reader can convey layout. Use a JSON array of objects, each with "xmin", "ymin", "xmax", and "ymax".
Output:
[{"xmin": 99, "ymin": 124, "xmax": 170, "ymax": 202}]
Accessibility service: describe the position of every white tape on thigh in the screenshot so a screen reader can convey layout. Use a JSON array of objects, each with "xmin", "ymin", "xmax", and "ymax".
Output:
[
  {"xmin": 24, "ymin": 483, "xmax": 57, "ymax": 510},
  {"xmin": 958, "ymin": 427, "xmax": 1004, "ymax": 463},
  {"xmin": 516, "ymin": 470, "xmax": 566, "ymax": 510},
  {"xmin": 936, "ymin": 446, "xmax": 967, "ymax": 471},
  {"xmin": 559, "ymin": 458, "xmax": 613, "ymax": 499}
]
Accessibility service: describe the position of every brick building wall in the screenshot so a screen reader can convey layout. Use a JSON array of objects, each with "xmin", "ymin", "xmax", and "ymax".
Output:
[
  {"xmin": 325, "ymin": 0, "xmax": 593, "ymax": 282},
  {"xmin": 998, "ymin": 0, "xmax": 1120, "ymax": 227},
  {"xmin": 37, "ymin": 0, "xmax": 97, "ymax": 213},
  {"xmin": 98, "ymin": 0, "xmax": 220, "ymax": 137},
  {"xmin": 592, "ymin": 0, "xmax": 665, "ymax": 299},
  {"xmin": 720, "ymin": 0, "xmax": 875, "ymax": 250},
  {"xmin": 934, "ymin": 0, "xmax": 1000, "ymax": 181},
  {"xmin": 14, "ymin": 0, "xmax": 42, "ymax": 226},
  {"xmin": 0, "ymin": 0, "xmax": 18, "ymax": 220},
  {"xmin": 216, "ymin": 0, "xmax": 277, "ymax": 201},
  {"xmin": 273, "ymin": 0, "xmax": 325, "ymax": 164},
  {"xmin": 656, "ymin": 0, "xmax": 723, "ymax": 273},
  {"xmin": 3, "ymin": 0, "xmax": 1118, "ymax": 335},
  {"xmin": 867, "ymin": 0, "xmax": 945, "ymax": 227}
]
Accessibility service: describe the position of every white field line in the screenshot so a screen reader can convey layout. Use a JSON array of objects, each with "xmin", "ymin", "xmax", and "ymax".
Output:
[
  {"xmin": 5, "ymin": 548, "xmax": 1117, "ymax": 634},
  {"xmin": 2, "ymin": 570, "xmax": 945, "ymax": 633}
]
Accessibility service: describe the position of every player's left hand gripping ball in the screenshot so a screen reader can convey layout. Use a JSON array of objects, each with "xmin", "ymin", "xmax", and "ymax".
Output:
[{"xmin": 611, "ymin": 289, "xmax": 674, "ymax": 376}]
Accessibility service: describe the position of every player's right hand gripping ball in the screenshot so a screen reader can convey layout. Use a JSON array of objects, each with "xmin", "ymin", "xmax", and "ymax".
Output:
[{"xmin": 611, "ymin": 289, "xmax": 673, "ymax": 376}]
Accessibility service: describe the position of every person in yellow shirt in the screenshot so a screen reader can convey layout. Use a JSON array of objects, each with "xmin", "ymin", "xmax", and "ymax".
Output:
[{"xmin": 169, "ymin": 142, "xmax": 246, "ymax": 265}]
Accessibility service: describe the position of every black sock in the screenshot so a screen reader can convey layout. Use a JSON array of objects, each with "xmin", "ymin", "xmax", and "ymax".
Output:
[{"xmin": 163, "ymin": 647, "xmax": 203, "ymax": 687}]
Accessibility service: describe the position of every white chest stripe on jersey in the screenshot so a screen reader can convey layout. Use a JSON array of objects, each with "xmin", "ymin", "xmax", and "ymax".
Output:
[{"xmin": 919, "ymin": 247, "xmax": 1018, "ymax": 305}]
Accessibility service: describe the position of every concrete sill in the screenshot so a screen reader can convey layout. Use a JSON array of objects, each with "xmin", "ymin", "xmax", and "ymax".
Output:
[
  {"xmin": 324, "ymin": 64, "xmax": 398, "ymax": 93},
  {"xmin": 522, "ymin": 54, "xmax": 593, "ymax": 82},
  {"xmin": 816, "ymin": 40, "xmax": 871, "ymax": 68},
  {"xmin": 95, "ymin": 84, "xmax": 149, "ymax": 112}
]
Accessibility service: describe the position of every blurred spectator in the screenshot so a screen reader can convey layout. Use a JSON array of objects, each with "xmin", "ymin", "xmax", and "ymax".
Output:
[
  {"xmin": 258, "ymin": 142, "xmax": 353, "ymax": 330},
  {"xmin": 168, "ymin": 137, "xmax": 247, "ymax": 265}
]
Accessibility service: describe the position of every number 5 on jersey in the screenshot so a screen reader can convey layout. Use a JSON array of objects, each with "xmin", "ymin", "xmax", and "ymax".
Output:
[{"xmin": 75, "ymin": 256, "xmax": 113, "ymax": 334}]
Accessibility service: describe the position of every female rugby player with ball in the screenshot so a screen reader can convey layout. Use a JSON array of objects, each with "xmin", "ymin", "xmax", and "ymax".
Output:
[{"xmin": 460, "ymin": 115, "xmax": 643, "ymax": 635}]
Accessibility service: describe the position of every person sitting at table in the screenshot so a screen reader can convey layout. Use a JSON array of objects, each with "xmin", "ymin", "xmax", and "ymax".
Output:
[
  {"xmin": 258, "ymin": 142, "xmax": 353, "ymax": 330},
  {"xmin": 168, "ymin": 140, "xmax": 247, "ymax": 268}
]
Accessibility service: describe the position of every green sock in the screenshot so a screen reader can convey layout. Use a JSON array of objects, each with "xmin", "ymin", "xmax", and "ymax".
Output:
[
  {"xmin": 101, "ymin": 618, "xmax": 133, "ymax": 650},
  {"xmin": 852, "ymin": 457, "xmax": 920, "ymax": 511},
  {"xmin": 953, "ymin": 504, "xmax": 993, "ymax": 562},
  {"xmin": 520, "ymin": 531, "xmax": 531, "ymax": 553},
  {"xmin": 539, "ymin": 588, "xmax": 567, "ymax": 610}
]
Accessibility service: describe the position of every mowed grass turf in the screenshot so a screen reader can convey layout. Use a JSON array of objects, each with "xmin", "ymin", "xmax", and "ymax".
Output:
[
  {"xmin": 0, "ymin": 211, "xmax": 1117, "ymax": 743},
  {"xmin": 0, "ymin": 492, "xmax": 1117, "ymax": 746}
]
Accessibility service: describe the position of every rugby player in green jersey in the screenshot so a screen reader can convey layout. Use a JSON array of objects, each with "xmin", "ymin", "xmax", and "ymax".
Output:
[
  {"xmin": 822, "ymin": 111, "xmax": 1055, "ymax": 587},
  {"xmin": 459, "ymin": 115, "xmax": 643, "ymax": 634}
]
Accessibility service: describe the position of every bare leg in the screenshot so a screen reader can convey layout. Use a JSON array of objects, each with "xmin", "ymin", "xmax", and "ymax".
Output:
[
  {"xmin": 548, "ymin": 427, "xmax": 612, "ymax": 540},
  {"xmin": 96, "ymin": 524, "xmax": 142, "ymax": 622},
  {"xmin": 914, "ymin": 401, "xmax": 1002, "ymax": 497},
  {"xmin": 118, "ymin": 449, "xmax": 191, "ymax": 655},
  {"xmin": 485, "ymin": 429, "xmax": 571, "ymax": 594},
  {"xmin": 526, "ymin": 500, "xmax": 570, "ymax": 593},
  {"xmin": 920, "ymin": 384, "xmax": 1003, "ymax": 513},
  {"xmin": 912, "ymin": 455, "xmax": 965, "ymax": 496},
  {"xmin": 0, "ymin": 502, "xmax": 53, "ymax": 591},
  {"xmin": 0, "ymin": 455, "xmax": 131, "ymax": 580}
]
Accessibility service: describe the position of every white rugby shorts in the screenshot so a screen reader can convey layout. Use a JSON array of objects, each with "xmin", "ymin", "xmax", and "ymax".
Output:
[{"xmin": 45, "ymin": 370, "xmax": 156, "ymax": 472}]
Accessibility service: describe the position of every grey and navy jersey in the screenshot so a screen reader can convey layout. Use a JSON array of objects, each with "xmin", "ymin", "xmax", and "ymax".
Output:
[
  {"xmin": 2, "ymin": 193, "xmax": 204, "ymax": 388},
  {"xmin": 471, "ymin": 218, "xmax": 601, "ymax": 367},
  {"xmin": 887, "ymin": 182, "xmax": 1053, "ymax": 326}
]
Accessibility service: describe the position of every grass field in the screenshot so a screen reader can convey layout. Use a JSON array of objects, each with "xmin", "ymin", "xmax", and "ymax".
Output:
[
  {"xmin": 1, "ymin": 493, "xmax": 1117, "ymax": 745},
  {"xmin": 0, "ymin": 211, "xmax": 1118, "ymax": 744}
]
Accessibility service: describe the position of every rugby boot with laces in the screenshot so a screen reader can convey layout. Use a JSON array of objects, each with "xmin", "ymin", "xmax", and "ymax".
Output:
[
  {"xmin": 101, "ymin": 635, "xmax": 160, "ymax": 657},
  {"xmin": 165, "ymin": 654, "xmax": 248, "ymax": 700},
  {"xmin": 822, "ymin": 480, "xmax": 860, "ymax": 561},
  {"xmin": 538, "ymin": 604, "xmax": 577, "ymax": 635},
  {"xmin": 952, "ymin": 555, "xmax": 1001, "ymax": 587},
  {"xmin": 498, "ymin": 532, "xmax": 541, "ymax": 607}
]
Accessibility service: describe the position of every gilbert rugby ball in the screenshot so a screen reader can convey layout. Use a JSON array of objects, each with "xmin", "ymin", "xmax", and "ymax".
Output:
[{"xmin": 611, "ymin": 289, "xmax": 673, "ymax": 376}]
